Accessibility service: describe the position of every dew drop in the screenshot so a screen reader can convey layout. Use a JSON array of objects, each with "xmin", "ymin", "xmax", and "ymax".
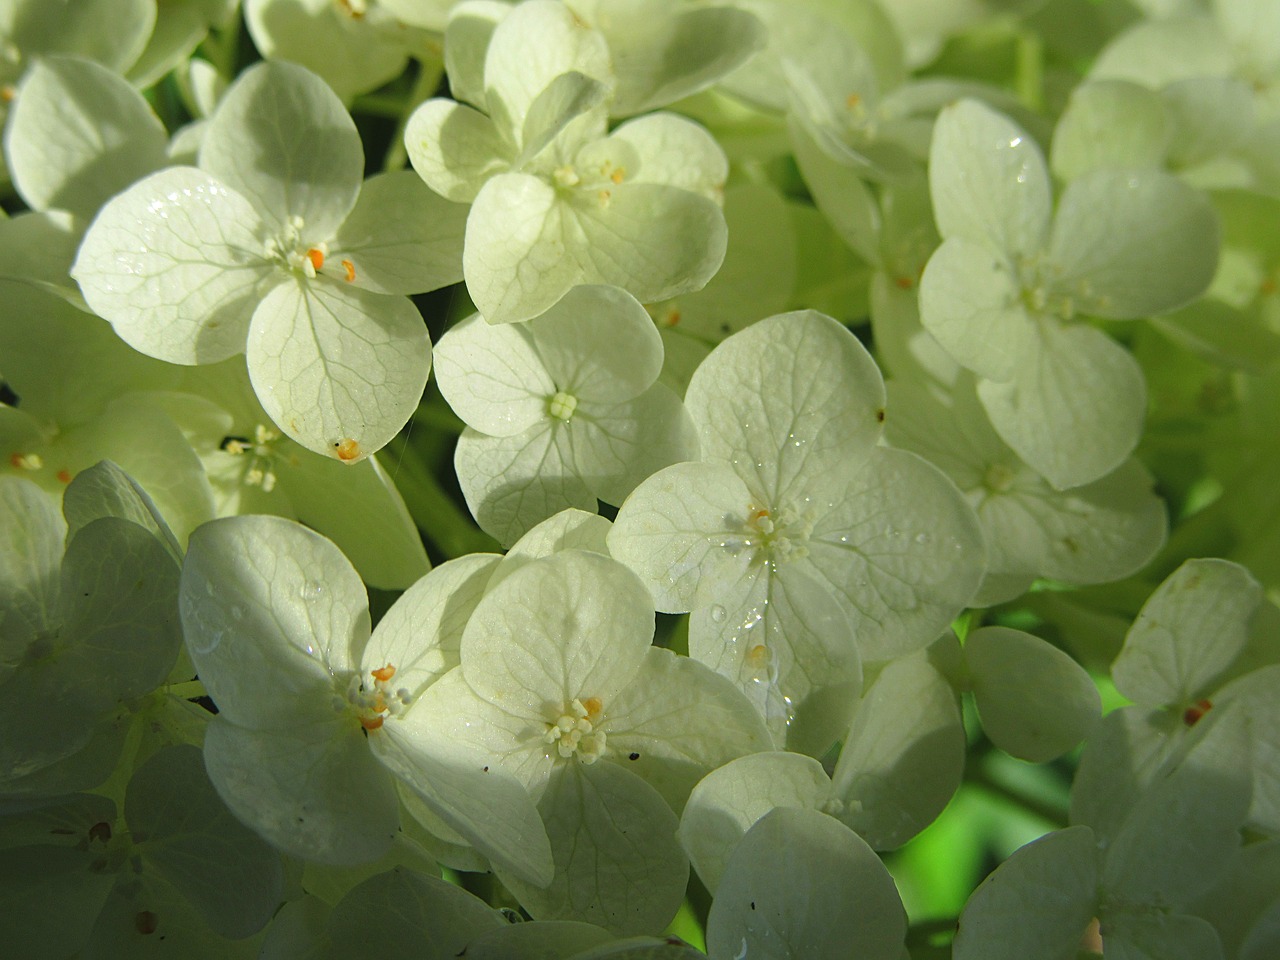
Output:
[
  {"xmin": 230, "ymin": 605, "xmax": 244, "ymax": 621},
  {"xmin": 300, "ymin": 580, "xmax": 324, "ymax": 601},
  {"xmin": 710, "ymin": 604, "xmax": 727, "ymax": 623},
  {"xmin": 914, "ymin": 532, "xmax": 932, "ymax": 545}
]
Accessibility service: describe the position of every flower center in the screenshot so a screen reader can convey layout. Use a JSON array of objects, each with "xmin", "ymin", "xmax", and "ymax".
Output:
[
  {"xmin": 344, "ymin": 663, "xmax": 413, "ymax": 731},
  {"xmin": 220, "ymin": 424, "xmax": 284, "ymax": 492},
  {"xmin": 983, "ymin": 462, "xmax": 1017, "ymax": 494},
  {"xmin": 745, "ymin": 505, "xmax": 815, "ymax": 566},
  {"xmin": 264, "ymin": 215, "xmax": 356, "ymax": 283},
  {"xmin": 543, "ymin": 696, "xmax": 607, "ymax": 762},
  {"xmin": 548, "ymin": 391, "xmax": 578, "ymax": 422}
]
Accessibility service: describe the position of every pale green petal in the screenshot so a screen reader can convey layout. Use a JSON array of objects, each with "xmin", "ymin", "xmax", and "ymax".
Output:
[
  {"xmin": 608, "ymin": 460, "xmax": 759, "ymax": 612},
  {"xmin": 330, "ymin": 171, "xmax": 466, "ymax": 295},
  {"xmin": 966, "ymin": 626, "xmax": 1101, "ymax": 763},
  {"xmin": 482, "ymin": 0, "xmax": 613, "ymax": 136},
  {"xmin": 0, "ymin": 476, "xmax": 65, "ymax": 677},
  {"xmin": 689, "ymin": 563, "xmax": 861, "ymax": 754},
  {"xmin": 497, "ymin": 761, "xmax": 688, "ymax": 936},
  {"xmin": 528, "ymin": 285, "xmax": 663, "ymax": 405},
  {"xmin": 0, "ymin": 209, "xmax": 83, "ymax": 305},
  {"xmin": 605, "ymin": 647, "xmax": 771, "ymax": 813},
  {"xmin": 1162, "ymin": 77, "xmax": 1256, "ymax": 169},
  {"xmin": 790, "ymin": 119, "xmax": 881, "ymax": 264},
  {"xmin": 0, "ymin": 844, "xmax": 116, "ymax": 960},
  {"xmin": 365, "ymin": 553, "xmax": 500, "ymax": 695},
  {"xmin": 6, "ymin": 55, "xmax": 167, "ymax": 220},
  {"xmin": 245, "ymin": 278, "xmax": 431, "ymax": 460},
  {"xmin": 372, "ymin": 725, "xmax": 555, "ymax": 888},
  {"xmin": 403, "ymin": 665, "xmax": 557, "ymax": 792},
  {"xmin": 199, "ymin": 60, "xmax": 364, "ymax": 236},
  {"xmin": 977, "ymin": 317, "xmax": 1145, "ymax": 491},
  {"xmin": 828, "ymin": 651, "xmax": 965, "ymax": 850},
  {"xmin": 125, "ymin": 0, "xmax": 233, "ymax": 91},
  {"xmin": 326, "ymin": 868, "xmax": 505, "ymax": 958},
  {"xmin": 1113, "ymin": 558, "xmax": 1261, "ymax": 707},
  {"xmin": 464, "ymin": 174, "xmax": 727, "ymax": 324},
  {"xmin": 952, "ymin": 826, "xmax": 1099, "ymax": 960},
  {"xmin": 684, "ymin": 310, "xmax": 886, "ymax": 503},
  {"xmin": 571, "ymin": 386, "xmax": 700, "ymax": 506},
  {"xmin": 929, "ymin": 99, "xmax": 1052, "ymax": 258},
  {"xmin": 1216, "ymin": 0, "xmax": 1280, "ymax": 74},
  {"xmin": 918, "ymin": 236, "xmax": 1034, "ymax": 383},
  {"xmin": 1102, "ymin": 721, "xmax": 1250, "ymax": 908},
  {"xmin": 435, "ymin": 313, "xmax": 555, "ymax": 437},
  {"xmin": 606, "ymin": 112, "xmax": 729, "ymax": 200},
  {"xmin": 126, "ymin": 745, "xmax": 283, "ymax": 939},
  {"xmin": 678, "ymin": 751, "xmax": 830, "ymax": 894},
  {"xmin": 1090, "ymin": 17, "xmax": 1233, "ymax": 88},
  {"xmin": 568, "ymin": 939, "xmax": 705, "ymax": 960},
  {"xmin": 1216, "ymin": 665, "xmax": 1280, "ymax": 834},
  {"xmin": 869, "ymin": 274, "xmax": 962, "ymax": 391},
  {"xmin": 62, "ymin": 459, "xmax": 182, "ymax": 563},
  {"xmin": 60, "ymin": 516, "xmax": 182, "ymax": 707},
  {"xmin": 2, "ymin": 0, "xmax": 155, "ymax": 74},
  {"xmin": 705, "ymin": 807, "xmax": 907, "ymax": 960},
  {"xmin": 461, "ymin": 549, "xmax": 654, "ymax": 711},
  {"xmin": 441, "ymin": 0, "xmax": 510, "ymax": 110},
  {"xmin": 455, "ymin": 422, "xmax": 598, "ymax": 547},
  {"xmin": 494, "ymin": 508, "xmax": 612, "ymax": 588},
  {"xmin": 583, "ymin": 1, "xmax": 763, "ymax": 116},
  {"xmin": 1047, "ymin": 170, "xmax": 1220, "ymax": 319},
  {"xmin": 179, "ymin": 515, "xmax": 370, "ymax": 725},
  {"xmin": 202, "ymin": 716, "xmax": 400, "ymax": 866},
  {"xmin": 0, "ymin": 707, "xmax": 128, "ymax": 798},
  {"xmin": 464, "ymin": 920, "xmax": 615, "ymax": 960},
  {"xmin": 405, "ymin": 98, "xmax": 514, "ymax": 204},
  {"xmin": 1050, "ymin": 80, "xmax": 1171, "ymax": 182},
  {"xmin": 518, "ymin": 71, "xmax": 610, "ymax": 168},
  {"xmin": 1106, "ymin": 912, "xmax": 1225, "ymax": 960},
  {"xmin": 285, "ymin": 452, "xmax": 430, "ymax": 591},
  {"xmin": 804, "ymin": 446, "xmax": 985, "ymax": 661},
  {"xmin": 244, "ymin": 0, "xmax": 413, "ymax": 102},
  {"xmin": 71, "ymin": 166, "xmax": 273, "ymax": 365}
]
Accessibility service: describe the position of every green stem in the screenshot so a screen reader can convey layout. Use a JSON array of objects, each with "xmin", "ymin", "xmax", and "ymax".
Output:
[
  {"xmin": 382, "ymin": 58, "xmax": 445, "ymax": 172},
  {"xmin": 165, "ymin": 679, "xmax": 207, "ymax": 700},
  {"xmin": 1014, "ymin": 29, "xmax": 1045, "ymax": 113}
]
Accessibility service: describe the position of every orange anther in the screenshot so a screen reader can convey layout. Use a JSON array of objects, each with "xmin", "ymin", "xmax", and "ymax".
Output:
[
  {"xmin": 371, "ymin": 664, "xmax": 396, "ymax": 682},
  {"xmin": 895, "ymin": 276, "xmax": 913, "ymax": 289},
  {"xmin": 306, "ymin": 247, "xmax": 325, "ymax": 272},
  {"xmin": 334, "ymin": 438, "xmax": 360, "ymax": 461},
  {"xmin": 341, "ymin": 258, "xmax": 355, "ymax": 282},
  {"xmin": 746, "ymin": 644, "xmax": 769, "ymax": 667},
  {"xmin": 56, "ymin": 469, "xmax": 71, "ymax": 484},
  {"xmin": 8, "ymin": 453, "xmax": 22, "ymax": 468},
  {"xmin": 1262, "ymin": 277, "xmax": 1277, "ymax": 295},
  {"xmin": 753, "ymin": 509, "xmax": 770, "ymax": 520},
  {"xmin": 610, "ymin": 168, "xmax": 625, "ymax": 184},
  {"xmin": 0, "ymin": 86, "xmax": 14, "ymax": 104},
  {"xmin": 1183, "ymin": 698, "xmax": 1213, "ymax": 726},
  {"xmin": 583, "ymin": 696, "xmax": 603, "ymax": 718},
  {"xmin": 845, "ymin": 93, "xmax": 861, "ymax": 109},
  {"xmin": 360, "ymin": 714, "xmax": 385, "ymax": 731}
]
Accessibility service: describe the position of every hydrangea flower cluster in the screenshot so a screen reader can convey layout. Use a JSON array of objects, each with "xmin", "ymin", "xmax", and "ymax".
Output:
[{"xmin": 2, "ymin": 0, "xmax": 1280, "ymax": 957}]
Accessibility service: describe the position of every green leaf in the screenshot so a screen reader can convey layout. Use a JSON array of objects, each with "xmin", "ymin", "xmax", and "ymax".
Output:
[{"xmin": 705, "ymin": 807, "xmax": 906, "ymax": 960}]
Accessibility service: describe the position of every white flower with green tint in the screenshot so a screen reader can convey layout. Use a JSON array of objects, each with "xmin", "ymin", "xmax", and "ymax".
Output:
[
  {"xmin": 411, "ymin": 549, "xmax": 770, "ymax": 933},
  {"xmin": 178, "ymin": 514, "xmax": 553, "ymax": 883},
  {"xmin": 434, "ymin": 284, "xmax": 697, "ymax": 546},
  {"xmin": 918, "ymin": 98, "xmax": 1220, "ymax": 489},
  {"xmin": 405, "ymin": 0, "xmax": 729, "ymax": 323},
  {"xmin": 0, "ymin": 463, "xmax": 183, "ymax": 797},
  {"xmin": 245, "ymin": 0, "xmax": 437, "ymax": 102},
  {"xmin": 73, "ymin": 60, "xmax": 467, "ymax": 462},
  {"xmin": 609, "ymin": 310, "xmax": 985, "ymax": 753},
  {"xmin": 886, "ymin": 375, "xmax": 1168, "ymax": 605}
]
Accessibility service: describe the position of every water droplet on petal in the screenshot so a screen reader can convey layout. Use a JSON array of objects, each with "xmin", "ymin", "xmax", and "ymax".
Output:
[
  {"xmin": 300, "ymin": 580, "xmax": 324, "ymax": 601},
  {"xmin": 710, "ymin": 604, "xmax": 727, "ymax": 623},
  {"xmin": 915, "ymin": 532, "xmax": 932, "ymax": 545}
]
